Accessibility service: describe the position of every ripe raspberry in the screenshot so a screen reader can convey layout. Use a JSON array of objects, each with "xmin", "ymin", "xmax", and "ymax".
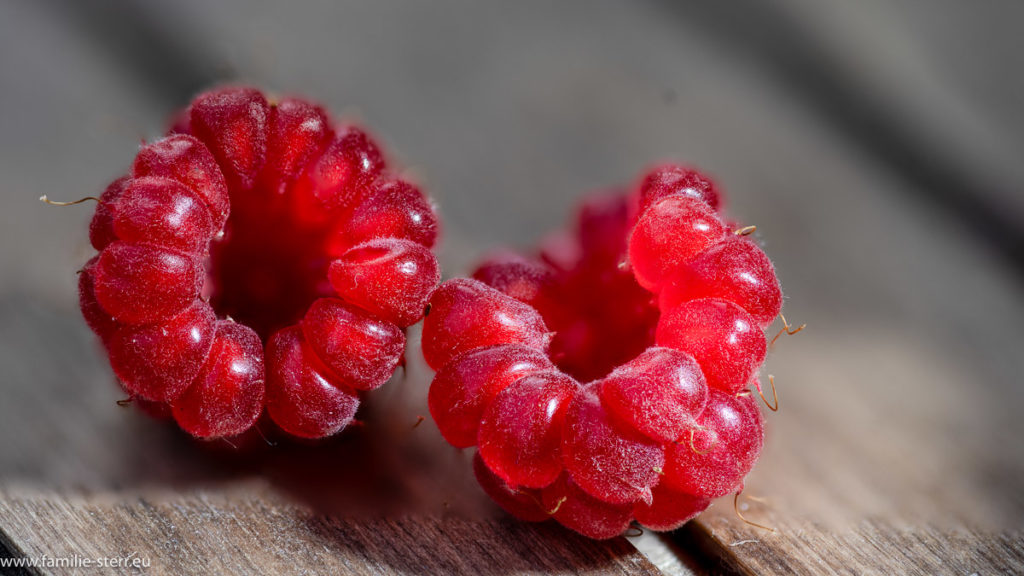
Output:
[
  {"xmin": 560, "ymin": 387, "xmax": 665, "ymax": 505},
  {"xmin": 421, "ymin": 278, "xmax": 551, "ymax": 370},
  {"xmin": 656, "ymin": 298, "xmax": 767, "ymax": 395},
  {"xmin": 477, "ymin": 371, "xmax": 579, "ymax": 488},
  {"xmin": 472, "ymin": 453, "xmax": 549, "ymax": 522},
  {"xmin": 429, "ymin": 344, "xmax": 553, "ymax": 448},
  {"xmin": 600, "ymin": 347, "xmax": 708, "ymax": 443},
  {"xmin": 662, "ymin": 390, "xmax": 764, "ymax": 498},
  {"xmin": 75, "ymin": 86, "xmax": 440, "ymax": 439},
  {"xmin": 422, "ymin": 163, "xmax": 780, "ymax": 538},
  {"xmin": 633, "ymin": 483, "xmax": 712, "ymax": 532},
  {"xmin": 541, "ymin": 473, "xmax": 633, "ymax": 540}
]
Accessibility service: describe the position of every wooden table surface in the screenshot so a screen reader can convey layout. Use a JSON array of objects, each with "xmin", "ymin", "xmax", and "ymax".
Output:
[{"xmin": 1, "ymin": 1, "xmax": 1022, "ymax": 574}]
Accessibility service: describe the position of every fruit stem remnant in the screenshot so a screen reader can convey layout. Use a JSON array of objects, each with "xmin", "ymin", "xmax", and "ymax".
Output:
[
  {"xmin": 769, "ymin": 314, "xmax": 806, "ymax": 349},
  {"xmin": 40, "ymin": 195, "xmax": 100, "ymax": 206},
  {"xmin": 760, "ymin": 375, "xmax": 779, "ymax": 412},
  {"xmin": 733, "ymin": 492, "xmax": 775, "ymax": 533},
  {"xmin": 688, "ymin": 426, "xmax": 712, "ymax": 455}
]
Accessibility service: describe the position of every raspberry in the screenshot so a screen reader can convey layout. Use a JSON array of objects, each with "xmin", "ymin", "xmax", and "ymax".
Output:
[
  {"xmin": 478, "ymin": 371, "xmax": 579, "ymax": 488},
  {"xmin": 429, "ymin": 344, "xmax": 553, "ymax": 448},
  {"xmin": 656, "ymin": 298, "xmax": 767, "ymax": 395},
  {"xmin": 472, "ymin": 453, "xmax": 549, "ymax": 522},
  {"xmin": 421, "ymin": 278, "xmax": 551, "ymax": 370},
  {"xmin": 422, "ymin": 163, "xmax": 780, "ymax": 538},
  {"xmin": 74, "ymin": 86, "xmax": 440, "ymax": 439},
  {"xmin": 560, "ymin": 386, "xmax": 665, "ymax": 505},
  {"xmin": 662, "ymin": 390, "xmax": 764, "ymax": 498},
  {"xmin": 633, "ymin": 483, "xmax": 711, "ymax": 532},
  {"xmin": 600, "ymin": 347, "xmax": 708, "ymax": 443},
  {"xmin": 541, "ymin": 474, "xmax": 633, "ymax": 540}
]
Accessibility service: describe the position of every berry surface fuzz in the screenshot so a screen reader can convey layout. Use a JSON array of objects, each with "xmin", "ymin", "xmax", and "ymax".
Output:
[
  {"xmin": 422, "ymin": 163, "xmax": 781, "ymax": 538},
  {"xmin": 79, "ymin": 86, "xmax": 440, "ymax": 440}
]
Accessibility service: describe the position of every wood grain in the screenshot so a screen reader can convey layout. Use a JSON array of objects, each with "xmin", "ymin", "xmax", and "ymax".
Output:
[
  {"xmin": 2, "ymin": 1, "xmax": 1023, "ymax": 574},
  {"xmin": 0, "ymin": 483, "xmax": 658, "ymax": 576}
]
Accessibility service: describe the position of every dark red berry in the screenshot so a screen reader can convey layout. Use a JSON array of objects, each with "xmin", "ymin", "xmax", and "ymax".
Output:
[
  {"xmin": 473, "ymin": 452, "xmax": 549, "ymax": 523},
  {"xmin": 265, "ymin": 326, "xmax": 360, "ymax": 439},
  {"xmin": 77, "ymin": 87, "xmax": 440, "ymax": 440},
  {"xmin": 478, "ymin": 371, "xmax": 579, "ymax": 488},
  {"xmin": 172, "ymin": 321, "xmax": 265, "ymax": 438},
  {"xmin": 424, "ymin": 164, "xmax": 781, "ymax": 537},
  {"xmin": 656, "ymin": 298, "xmax": 766, "ymax": 394},
  {"xmin": 421, "ymin": 279, "xmax": 551, "ymax": 370},
  {"xmin": 428, "ymin": 344, "xmax": 553, "ymax": 448},
  {"xmin": 662, "ymin": 390, "xmax": 764, "ymax": 498},
  {"xmin": 541, "ymin": 473, "xmax": 633, "ymax": 540}
]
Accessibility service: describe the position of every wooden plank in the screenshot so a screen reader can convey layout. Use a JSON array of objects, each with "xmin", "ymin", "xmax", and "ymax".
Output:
[{"xmin": 0, "ymin": 483, "xmax": 658, "ymax": 576}]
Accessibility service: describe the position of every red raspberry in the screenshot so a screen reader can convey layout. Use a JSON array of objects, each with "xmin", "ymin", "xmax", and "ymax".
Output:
[
  {"xmin": 600, "ymin": 347, "xmax": 708, "ymax": 444},
  {"xmin": 420, "ymin": 278, "xmax": 551, "ymax": 370},
  {"xmin": 472, "ymin": 453, "xmax": 549, "ymax": 522},
  {"xmin": 75, "ymin": 86, "xmax": 440, "ymax": 440},
  {"xmin": 635, "ymin": 163, "xmax": 721, "ymax": 215},
  {"xmin": 633, "ymin": 483, "xmax": 711, "ymax": 532},
  {"xmin": 478, "ymin": 371, "xmax": 579, "ymax": 488},
  {"xmin": 429, "ymin": 344, "xmax": 553, "ymax": 448},
  {"xmin": 421, "ymin": 164, "xmax": 781, "ymax": 538},
  {"xmin": 662, "ymin": 390, "xmax": 764, "ymax": 498},
  {"xmin": 560, "ymin": 386, "xmax": 665, "ymax": 505},
  {"xmin": 540, "ymin": 474, "xmax": 633, "ymax": 540}
]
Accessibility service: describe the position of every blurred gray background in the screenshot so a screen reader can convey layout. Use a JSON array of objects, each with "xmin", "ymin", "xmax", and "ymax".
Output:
[{"xmin": 1, "ymin": 0, "xmax": 1023, "ymax": 533}]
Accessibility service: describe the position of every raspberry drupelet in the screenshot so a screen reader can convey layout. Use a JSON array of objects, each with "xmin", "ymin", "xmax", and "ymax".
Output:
[
  {"xmin": 422, "ymin": 164, "xmax": 781, "ymax": 539},
  {"xmin": 79, "ymin": 86, "xmax": 440, "ymax": 440}
]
